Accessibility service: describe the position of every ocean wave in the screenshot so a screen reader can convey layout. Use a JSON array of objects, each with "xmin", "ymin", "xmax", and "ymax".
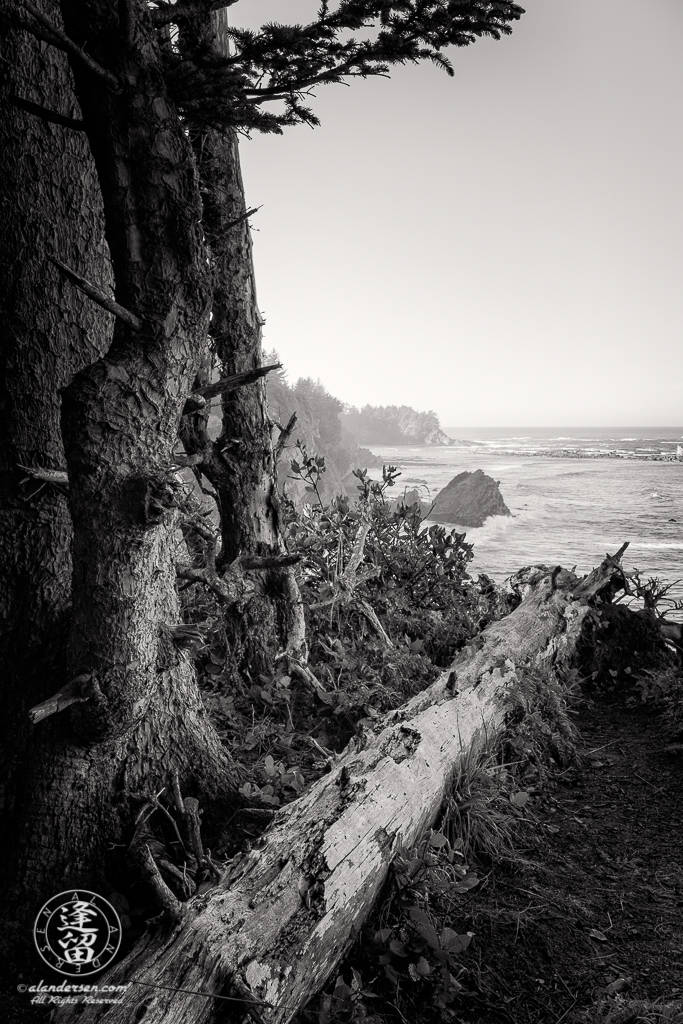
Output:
[{"xmin": 633, "ymin": 542, "xmax": 683, "ymax": 550}]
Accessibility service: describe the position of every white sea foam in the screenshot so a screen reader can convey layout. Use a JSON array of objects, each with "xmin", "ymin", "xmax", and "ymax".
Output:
[{"xmin": 635, "ymin": 542, "xmax": 683, "ymax": 550}]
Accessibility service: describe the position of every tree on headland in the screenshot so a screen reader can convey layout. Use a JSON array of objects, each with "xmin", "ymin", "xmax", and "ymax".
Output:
[
  {"xmin": 342, "ymin": 403, "xmax": 450, "ymax": 445},
  {"xmin": 0, "ymin": 0, "xmax": 523, "ymax": 1017}
]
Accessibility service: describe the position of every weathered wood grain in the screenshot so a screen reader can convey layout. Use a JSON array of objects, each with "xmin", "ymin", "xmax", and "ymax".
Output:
[{"xmin": 62, "ymin": 553, "xmax": 625, "ymax": 1024}]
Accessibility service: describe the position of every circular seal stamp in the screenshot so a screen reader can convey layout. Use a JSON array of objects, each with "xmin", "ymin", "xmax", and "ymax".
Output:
[{"xmin": 33, "ymin": 890, "xmax": 122, "ymax": 976}]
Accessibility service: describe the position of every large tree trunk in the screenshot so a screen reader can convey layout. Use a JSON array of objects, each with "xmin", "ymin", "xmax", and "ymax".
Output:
[
  {"xmin": 197, "ymin": 125, "xmax": 278, "ymax": 566},
  {"xmin": 0, "ymin": 0, "xmax": 243, "ymax": 913},
  {"xmin": 179, "ymin": 9, "xmax": 307, "ymax": 681},
  {"xmin": 0, "ymin": 3, "xmax": 113, "ymax": 915},
  {"xmin": 62, "ymin": 552, "xmax": 638, "ymax": 1024}
]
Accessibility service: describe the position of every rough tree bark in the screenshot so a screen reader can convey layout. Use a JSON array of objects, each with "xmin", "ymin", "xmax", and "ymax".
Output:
[
  {"xmin": 178, "ymin": 9, "xmax": 308, "ymax": 680},
  {"xmin": 57, "ymin": 0, "xmax": 244, "ymax": 870},
  {"xmin": 0, "ymin": 2, "xmax": 112, "ymax": 913},
  {"xmin": 0, "ymin": 0, "xmax": 243, "ymax": 919},
  {"xmin": 62, "ymin": 552, "xmax": 635, "ymax": 1024}
]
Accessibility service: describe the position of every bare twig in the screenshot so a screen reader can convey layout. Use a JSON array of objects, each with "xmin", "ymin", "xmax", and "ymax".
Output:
[
  {"xmin": 18, "ymin": 1, "xmax": 120, "ymax": 90},
  {"xmin": 553, "ymin": 1000, "xmax": 578, "ymax": 1024},
  {"xmin": 127, "ymin": 978, "xmax": 275, "ymax": 1012},
  {"xmin": 51, "ymin": 257, "xmax": 142, "ymax": 330},
  {"xmin": 633, "ymin": 772, "xmax": 666, "ymax": 794},
  {"xmin": 223, "ymin": 206, "xmax": 261, "ymax": 231},
  {"xmin": 153, "ymin": 804, "xmax": 191, "ymax": 862},
  {"xmin": 157, "ymin": 857, "xmax": 196, "ymax": 899}
]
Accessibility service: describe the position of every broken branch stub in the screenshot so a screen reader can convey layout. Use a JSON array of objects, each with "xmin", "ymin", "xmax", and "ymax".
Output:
[
  {"xmin": 29, "ymin": 674, "xmax": 98, "ymax": 724},
  {"xmin": 181, "ymin": 365, "xmax": 281, "ymax": 415}
]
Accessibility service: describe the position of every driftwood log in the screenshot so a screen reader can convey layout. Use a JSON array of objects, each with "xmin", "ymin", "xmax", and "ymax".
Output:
[{"xmin": 63, "ymin": 548, "xmax": 629, "ymax": 1024}]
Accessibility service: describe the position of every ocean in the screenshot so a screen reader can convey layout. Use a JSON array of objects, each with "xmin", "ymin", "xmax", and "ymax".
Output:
[{"xmin": 365, "ymin": 427, "xmax": 683, "ymax": 615}]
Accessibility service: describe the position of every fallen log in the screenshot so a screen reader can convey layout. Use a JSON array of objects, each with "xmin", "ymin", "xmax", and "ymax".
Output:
[{"xmin": 63, "ymin": 550, "xmax": 630, "ymax": 1024}]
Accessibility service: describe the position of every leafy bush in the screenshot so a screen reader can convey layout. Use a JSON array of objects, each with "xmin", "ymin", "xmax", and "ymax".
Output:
[{"xmin": 284, "ymin": 451, "xmax": 510, "ymax": 676}]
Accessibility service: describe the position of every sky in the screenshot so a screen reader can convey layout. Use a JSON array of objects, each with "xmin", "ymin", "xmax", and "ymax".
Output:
[{"xmin": 232, "ymin": 0, "xmax": 683, "ymax": 428}]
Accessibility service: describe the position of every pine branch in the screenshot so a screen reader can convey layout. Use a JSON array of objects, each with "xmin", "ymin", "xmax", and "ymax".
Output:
[
  {"xmin": 166, "ymin": 0, "xmax": 524, "ymax": 131},
  {"xmin": 51, "ymin": 257, "xmax": 143, "ymax": 331},
  {"xmin": 8, "ymin": 94, "xmax": 85, "ymax": 131},
  {"xmin": 17, "ymin": 0, "xmax": 120, "ymax": 91}
]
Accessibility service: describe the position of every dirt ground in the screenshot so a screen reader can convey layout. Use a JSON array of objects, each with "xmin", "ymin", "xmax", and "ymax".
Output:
[{"xmin": 455, "ymin": 691, "xmax": 683, "ymax": 1024}]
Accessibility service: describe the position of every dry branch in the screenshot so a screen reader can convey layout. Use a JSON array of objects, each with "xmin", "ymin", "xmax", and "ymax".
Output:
[
  {"xmin": 176, "ymin": 565, "xmax": 247, "ymax": 606},
  {"xmin": 273, "ymin": 413, "xmax": 297, "ymax": 462},
  {"xmin": 28, "ymin": 674, "xmax": 97, "ymax": 724},
  {"xmin": 198, "ymin": 364, "xmax": 281, "ymax": 401},
  {"xmin": 51, "ymin": 257, "xmax": 142, "ymax": 329},
  {"xmin": 18, "ymin": 464, "xmax": 68, "ymax": 486},
  {"xmin": 223, "ymin": 206, "xmax": 261, "ymax": 232},
  {"xmin": 8, "ymin": 93, "xmax": 85, "ymax": 130},
  {"xmin": 18, "ymin": 1, "xmax": 120, "ymax": 90},
  {"xmin": 176, "ymin": 555, "xmax": 301, "ymax": 607},
  {"xmin": 64, "ymin": 549, "xmax": 630, "ymax": 1024},
  {"xmin": 181, "ymin": 366, "xmax": 280, "ymax": 415}
]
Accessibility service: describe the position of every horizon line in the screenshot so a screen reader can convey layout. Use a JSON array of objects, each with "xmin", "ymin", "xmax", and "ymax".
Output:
[{"xmin": 440, "ymin": 425, "xmax": 683, "ymax": 430}]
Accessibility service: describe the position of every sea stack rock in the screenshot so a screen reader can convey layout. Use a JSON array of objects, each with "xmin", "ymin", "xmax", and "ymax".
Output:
[{"xmin": 427, "ymin": 469, "xmax": 511, "ymax": 528}]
